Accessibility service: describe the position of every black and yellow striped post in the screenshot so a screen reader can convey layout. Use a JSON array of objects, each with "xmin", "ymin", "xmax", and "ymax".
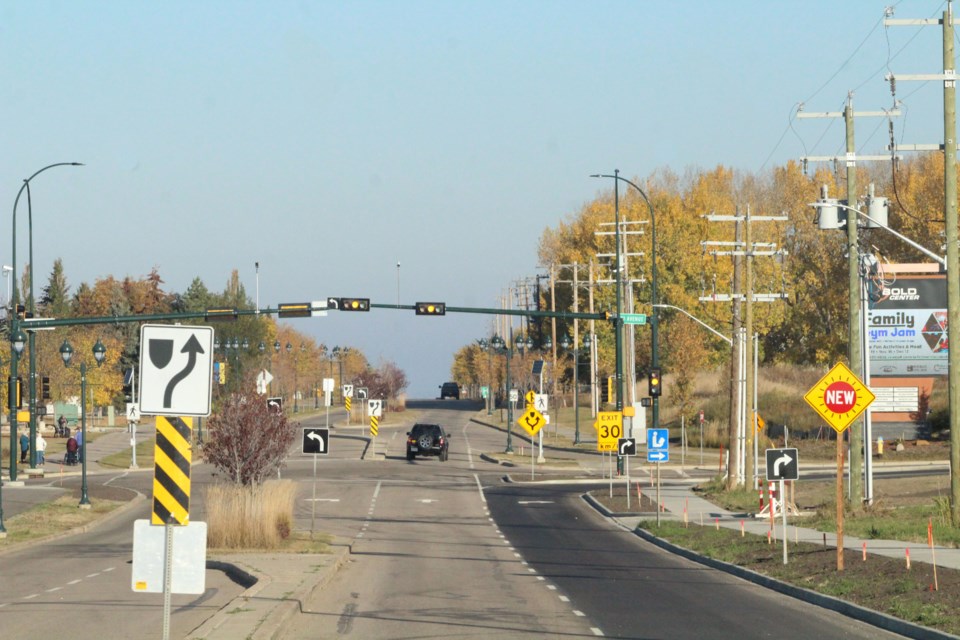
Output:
[
  {"xmin": 370, "ymin": 415, "xmax": 379, "ymax": 437},
  {"xmin": 152, "ymin": 416, "xmax": 193, "ymax": 525}
]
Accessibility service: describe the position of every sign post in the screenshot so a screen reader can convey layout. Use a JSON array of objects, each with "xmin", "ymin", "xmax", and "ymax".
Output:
[
  {"xmin": 765, "ymin": 447, "xmax": 799, "ymax": 565},
  {"xmin": 303, "ymin": 427, "xmax": 330, "ymax": 537},
  {"xmin": 595, "ymin": 412, "xmax": 623, "ymax": 497},
  {"xmin": 803, "ymin": 362, "xmax": 875, "ymax": 571},
  {"xmin": 648, "ymin": 428, "xmax": 669, "ymax": 527},
  {"xmin": 518, "ymin": 405, "xmax": 546, "ymax": 480}
]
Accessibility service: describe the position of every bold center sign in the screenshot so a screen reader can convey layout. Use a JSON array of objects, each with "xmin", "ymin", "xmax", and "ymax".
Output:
[{"xmin": 803, "ymin": 361, "xmax": 875, "ymax": 433}]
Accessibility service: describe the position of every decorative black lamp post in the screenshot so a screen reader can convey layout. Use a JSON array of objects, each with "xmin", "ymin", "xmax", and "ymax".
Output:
[
  {"xmin": 7, "ymin": 329, "xmax": 25, "ymax": 481},
  {"xmin": 561, "ymin": 333, "xmax": 592, "ymax": 445},
  {"xmin": 59, "ymin": 337, "xmax": 106, "ymax": 508}
]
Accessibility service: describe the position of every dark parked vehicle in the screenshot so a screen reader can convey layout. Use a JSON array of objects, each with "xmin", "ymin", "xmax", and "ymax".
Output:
[
  {"xmin": 439, "ymin": 382, "xmax": 460, "ymax": 399},
  {"xmin": 406, "ymin": 423, "xmax": 450, "ymax": 461}
]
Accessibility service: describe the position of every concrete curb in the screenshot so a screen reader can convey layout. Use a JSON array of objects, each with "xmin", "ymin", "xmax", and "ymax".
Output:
[
  {"xmin": 479, "ymin": 452, "xmax": 516, "ymax": 467},
  {"xmin": 256, "ymin": 545, "xmax": 351, "ymax": 640},
  {"xmin": 191, "ymin": 544, "xmax": 352, "ymax": 639},
  {"xmin": 581, "ymin": 493, "xmax": 958, "ymax": 640}
]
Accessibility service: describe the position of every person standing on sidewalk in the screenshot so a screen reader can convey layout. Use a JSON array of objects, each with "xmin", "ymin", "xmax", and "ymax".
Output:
[
  {"xmin": 36, "ymin": 432, "xmax": 47, "ymax": 466},
  {"xmin": 75, "ymin": 428, "xmax": 83, "ymax": 462},
  {"xmin": 19, "ymin": 430, "xmax": 28, "ymax": 464}
]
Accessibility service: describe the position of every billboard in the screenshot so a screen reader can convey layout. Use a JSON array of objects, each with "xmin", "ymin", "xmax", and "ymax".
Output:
[{"xmin": 868, "ymin": 274, "xmax": 947, "ymax": 377}]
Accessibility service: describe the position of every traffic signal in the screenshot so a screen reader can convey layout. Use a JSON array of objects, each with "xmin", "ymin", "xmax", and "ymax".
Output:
[
  {"xmin": 339, "ymin": 297, "xmax": 370, "ymax": 312},
  {"xmin": 41, "ymin": 376, "xmax": 51, "ymax": 401},
  {"xmin": 600, "ymin": 376, "xmax": 614, "ymax": 404},
  {"xmin": 648, "ymin": 368, "xmax": 662, "ymax": 397},
  {"xmin": 415, "ymin": 302, "xmax": 446, "ymax": 316}
]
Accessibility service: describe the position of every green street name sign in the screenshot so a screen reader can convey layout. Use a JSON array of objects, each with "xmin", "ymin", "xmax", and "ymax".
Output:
[{"xmin": 620, "ymin": 313, "xmax": 647, "ymax": 325}]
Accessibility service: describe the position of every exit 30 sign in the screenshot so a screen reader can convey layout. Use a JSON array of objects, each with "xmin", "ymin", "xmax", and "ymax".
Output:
[{"xmin": 803, "ymin": 361, "xmax": 875, "ymax": 433}]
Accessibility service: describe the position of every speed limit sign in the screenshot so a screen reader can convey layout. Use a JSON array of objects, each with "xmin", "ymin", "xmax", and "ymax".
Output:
[{"xmin": 594, "ymin": 411, "xmax": 623, "ymax": 452}]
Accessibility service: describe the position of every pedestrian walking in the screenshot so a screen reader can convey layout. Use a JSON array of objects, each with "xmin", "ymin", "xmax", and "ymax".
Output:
[
  {"xmin": 57, "ymin": 414, "xmax": 67, "ymax": 437},
  {"xmin": 37, "ymin": 432, "xmax": 47, "ymax": 466},
  {"xmin": 19, "ymin": 431, "xmax": 28, "ymax": 464},
  {"xmin": 75, "ymin": 428, "xmax": 84, "ymax": 462}
]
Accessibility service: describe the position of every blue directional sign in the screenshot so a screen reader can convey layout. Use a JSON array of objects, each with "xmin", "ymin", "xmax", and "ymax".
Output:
[
  {"xmin": 647, "ymin": 428, "xmax": 670, "ymax": 463},
  {"xmin": 647, "ymin": 449, "xmax": 669, "ymax": 463},
  {"xmin": 647, "ymin": 429, "xmax": 669, "ymax": 451}
]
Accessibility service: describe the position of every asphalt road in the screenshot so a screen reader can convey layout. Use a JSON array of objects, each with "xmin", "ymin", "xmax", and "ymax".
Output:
[
  {"xmin": 0, "ymin": 399, "xmax": 922, "ymax": 639},
  {"xmin": 0, "ymin": 469, "xmax": 244, "ymax": 639},
  {"xmin": 486, "ymin": 482, "xmax": 906, "ymax": 639},
  {"xmin": 281, "ymin": 400, "xmax": 909, "ymax": 639}
]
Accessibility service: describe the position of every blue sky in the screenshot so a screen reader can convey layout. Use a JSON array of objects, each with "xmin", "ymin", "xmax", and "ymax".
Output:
[{"xmin": 0, "ymin": 1, "xmax": 952, "ymax": 397}]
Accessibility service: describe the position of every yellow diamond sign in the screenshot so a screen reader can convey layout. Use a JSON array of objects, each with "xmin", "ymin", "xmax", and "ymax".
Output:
[
  {"xmin": 517, "ymin": 407, "xmax": 546, "ymax": 437},
  {"xmin": 803, "ymin": 361, "xmax": 875, "ymax": 434},
  {"xmin": 525, "ymin": 390, "xmax": 537, "ymax": 407}
]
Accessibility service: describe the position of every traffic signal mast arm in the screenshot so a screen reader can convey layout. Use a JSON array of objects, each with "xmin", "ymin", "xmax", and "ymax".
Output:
[{"xmin": 18, "ymin": 301, "xmax": 610, "ymax": 330}]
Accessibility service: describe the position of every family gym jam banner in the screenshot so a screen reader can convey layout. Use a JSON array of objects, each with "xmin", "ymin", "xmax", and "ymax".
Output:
[{"xmin": 868, "ymin": 271, "xmax": 947, "ymax": 377}]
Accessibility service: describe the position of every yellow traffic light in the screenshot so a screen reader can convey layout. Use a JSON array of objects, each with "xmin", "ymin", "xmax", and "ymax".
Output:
[
  {"xmin": 415, "ymin": 302, "xmax": 446, "ymax": 316},
  {"xmin": 340, "ymin": 298, "xmax": 370, "ymax": 312}
]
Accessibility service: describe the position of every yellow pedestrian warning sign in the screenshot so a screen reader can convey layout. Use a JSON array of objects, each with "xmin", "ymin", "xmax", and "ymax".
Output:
[
  {"xmin": 517, "ymin": 407, "xmax": 546, "ymax": 436},
  {"xmin": 524, "ymin": 390, "xmax": 536, "ymax": 407},
  {"xmin": 803, "ymin": 361, "xmax": 875, "ymax": 434}
]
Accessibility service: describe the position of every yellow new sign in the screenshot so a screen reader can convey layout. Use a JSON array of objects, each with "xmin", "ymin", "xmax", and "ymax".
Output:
[
  {"xmin": 517, "ymin": 407, "xmax": 546, "ymax": 436},
  {"xmin": 594, "ymin": 411, "xmax": 623, "ymax": 452},
  {"xmin": 803, "ymin": 361, "xmax": 875, "ymax": 434},
  {"xmin": 524, "ymin": 390, "xmax": 536, "ymax": 407}
]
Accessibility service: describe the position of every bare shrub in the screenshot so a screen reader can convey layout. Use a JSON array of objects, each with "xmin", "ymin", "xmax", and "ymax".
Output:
[{"xmin": 202, "ymin": 372, "xmax": 297, "ymax": 485}]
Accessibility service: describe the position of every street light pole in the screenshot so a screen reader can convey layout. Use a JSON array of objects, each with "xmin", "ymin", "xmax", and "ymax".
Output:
[
  {"xmin": 591, "ymin": 172, "xmax": 659, "ymax": 429},
  {"xmin": 60, "ymin": 337, "xmax": 105, "ymax": 508},
  {"xmin": 492, "ymin": 334, "xmax": 514, "ymax": 453},
  {"xmin": 0, "ymin": 350, "xmax": 6, "ymax": 536},
  {"xmin": 561, "ymin": 333, "xmax": 592, "ymax": 445},
  {"xmin": 10, "ymin": 162, "xmax": 83, "ymax": 480}
]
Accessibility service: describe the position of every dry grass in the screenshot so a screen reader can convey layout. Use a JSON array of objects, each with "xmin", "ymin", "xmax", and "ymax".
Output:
[
  {"xmin": 206, "ymin": 480, "xmax": 296, "ymax": 549},
  {"xmin": 0, "ymin": 496, "xmax": 125, "ymax": 547}
]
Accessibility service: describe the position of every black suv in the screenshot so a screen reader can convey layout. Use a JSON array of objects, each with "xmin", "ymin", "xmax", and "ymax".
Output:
[
  {"xmin": 439, "ymin": 382, "xmax": 460, "ymax": 399},
  {"xmin": 406, "ymin": 423, "xmax": 450, "ymax": 461}
]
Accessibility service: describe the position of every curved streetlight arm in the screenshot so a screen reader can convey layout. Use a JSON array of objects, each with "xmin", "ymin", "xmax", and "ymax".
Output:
[
  {"xmin": 812, "ymin": 200, "xmax": 946, "ymax": 268},
  {"xmin": 11, "ymin": 162, "xmax": 84, "ymax": 307},
  {"xmin": 653, "ymin": 304, "xmax": 732, "ymax": 345}
]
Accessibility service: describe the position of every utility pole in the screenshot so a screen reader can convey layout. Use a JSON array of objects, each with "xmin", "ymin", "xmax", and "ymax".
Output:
[
  {"xmin": 797, "ymin": 93, "xmax": 900, "ymax": 505},
  {"xmin": 885, "ymin": 2, "xmax": 960, "ymax": 524},
  {"xmin": 702, "ymin": 210, "xmax": 788, "ymax": 488},
  {"xmin": 596, "ymin": 219, "xmax": 646, "ymax": 409}
]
